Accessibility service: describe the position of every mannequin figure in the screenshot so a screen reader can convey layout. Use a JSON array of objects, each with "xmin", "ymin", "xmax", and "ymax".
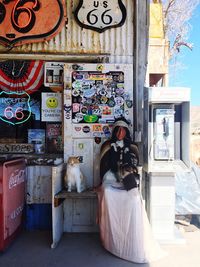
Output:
[
  {"xmin": 98, "ymin": 118, "xmax": 167, "ymax": 263},
  {"xmin": 100, "ymin": 118, "xmax": 139, "ymax": 183}
]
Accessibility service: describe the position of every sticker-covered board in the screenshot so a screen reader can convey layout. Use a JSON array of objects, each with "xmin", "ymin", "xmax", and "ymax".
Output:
[{"xmin": 71, "ymin": 70, "xmax": 132, "ymax": 124}]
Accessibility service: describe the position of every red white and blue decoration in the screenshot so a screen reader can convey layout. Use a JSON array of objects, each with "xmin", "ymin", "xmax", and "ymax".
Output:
[{"xmin": 0, "ymin": 60, "xmax": 44, "ymax": 94}]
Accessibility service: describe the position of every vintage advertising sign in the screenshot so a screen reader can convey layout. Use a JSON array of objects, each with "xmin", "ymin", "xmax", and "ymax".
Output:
[
  {"xmin": 74, "ymin": 0, "xmax": 127, "ymax": 33},
  {"xmin": 44, "ymin": 62, "xmax": 64, "ymax": 88},
  {"xmin": 0, "ymin": 0, "xmax": 66, "ymax": 47},
  {"xmin": 3, "ymin": 159, "xmax": 25, "ymax": 240},
  {"xmin": 46, "ymin": 123, "xmax": 63, "ymax": 153},
  {"xmin": 0, "ymin": 143, "xmax": 34, "ymax": 153},
  {"xmin": 41, "ymin": 92, "xmax": 62, "ymax": 122}
]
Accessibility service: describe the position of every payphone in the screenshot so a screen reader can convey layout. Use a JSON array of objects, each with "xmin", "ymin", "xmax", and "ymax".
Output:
[
  {"xmin": 143, "ymin": 86, "xmax": 190, "ymax": 242},
  {"xmin": 153, "ymin": 105, "xmax": 175, "ymax": 161},
  {"xmin": 144, "ymin": 87, "xmax": 190, "ymax": 172}
]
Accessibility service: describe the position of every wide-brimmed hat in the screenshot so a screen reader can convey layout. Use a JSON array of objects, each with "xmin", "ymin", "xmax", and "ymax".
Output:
[{"xmin": 112, "ymin": 120, "xmax": 129, "ymax": 131}]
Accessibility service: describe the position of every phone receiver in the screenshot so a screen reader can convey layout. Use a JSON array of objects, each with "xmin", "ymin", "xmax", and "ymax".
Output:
[{"xmin": 162, "ymin": 117, "xmax": 169, "ymax": 138}]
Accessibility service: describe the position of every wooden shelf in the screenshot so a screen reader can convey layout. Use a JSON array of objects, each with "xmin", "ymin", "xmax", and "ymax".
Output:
[{"xmin": 55, "ymin": 189, "xmax": 97, "ymax": 199}]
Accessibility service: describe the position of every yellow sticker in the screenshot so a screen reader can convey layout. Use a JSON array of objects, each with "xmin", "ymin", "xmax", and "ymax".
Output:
[
  {"xmin": 96, "ymin": 64, "xmax": 104, "ymax": 71},
  {"xmin": 92, "ymin": 124, "xmax": 103, "ymax": 132},
  {"xmin": 78, "ymin": 143, "xmax": 84, "ymax": 149}
]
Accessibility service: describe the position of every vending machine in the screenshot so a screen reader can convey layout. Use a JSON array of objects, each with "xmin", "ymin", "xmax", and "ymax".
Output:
[{"xmin": 0, "ymin": 158, "xmax": 25, "ymax": 251}]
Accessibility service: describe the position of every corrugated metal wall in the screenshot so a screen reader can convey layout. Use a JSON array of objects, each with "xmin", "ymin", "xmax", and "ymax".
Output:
[{"xmin": 0, "ymin": 0, "xmax": 134, "ymax": 63}]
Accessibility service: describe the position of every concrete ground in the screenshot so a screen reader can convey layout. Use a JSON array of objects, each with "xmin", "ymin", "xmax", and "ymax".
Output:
[{"xmin": 0, "ymin": 223, "xmax": 200, "ymax": 267}]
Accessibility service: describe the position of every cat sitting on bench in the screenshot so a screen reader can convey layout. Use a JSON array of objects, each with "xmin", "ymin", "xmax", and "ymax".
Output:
[{"xmin": 64, "ymin": 156, "xmax": 86, "ymax": 193}]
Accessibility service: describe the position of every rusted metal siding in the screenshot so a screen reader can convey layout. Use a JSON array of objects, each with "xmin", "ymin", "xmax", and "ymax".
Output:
[{"xmin": 0, "ymin": 0, "xmax": 134, "ymax": 63}]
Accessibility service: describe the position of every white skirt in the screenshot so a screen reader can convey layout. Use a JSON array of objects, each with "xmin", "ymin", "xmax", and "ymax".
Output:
[{"xmin": 97, "ymin": 177, "xmax": 167, "ymax": 263}]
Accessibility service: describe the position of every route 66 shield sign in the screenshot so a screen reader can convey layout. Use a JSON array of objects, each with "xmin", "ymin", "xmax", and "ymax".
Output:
[{"xmin": 74, "ymin": 0, "xmax": 127, "ymax": 33}]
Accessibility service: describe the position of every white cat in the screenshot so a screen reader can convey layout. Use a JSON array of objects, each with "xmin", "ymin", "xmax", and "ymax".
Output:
[{"xmin": 64, "ymin": 156, "xmax": 86, "ymax": 193}]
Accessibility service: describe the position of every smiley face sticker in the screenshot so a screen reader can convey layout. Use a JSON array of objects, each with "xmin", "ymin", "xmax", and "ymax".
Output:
[{"xmin": 46, "ymin": 97, "xmax": 58, "ymax": 108}]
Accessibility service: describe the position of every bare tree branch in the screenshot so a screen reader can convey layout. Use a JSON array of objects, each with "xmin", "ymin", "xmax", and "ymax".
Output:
[
  {"xmin": 164, "ymin": 0, "xmax": 176, "ymax": 19},
  {"xmin": 162, "ymin": 0, "xmax": 200, "ymax": 57}
]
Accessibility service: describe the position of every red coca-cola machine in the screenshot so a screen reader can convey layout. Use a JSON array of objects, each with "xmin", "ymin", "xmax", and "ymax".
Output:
[{"xmin": 0, "ymin": 158, "xmax": 26, "ymax": 251}]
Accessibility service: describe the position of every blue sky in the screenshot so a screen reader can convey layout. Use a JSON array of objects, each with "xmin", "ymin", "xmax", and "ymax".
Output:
[{"xmin": 169, "ymin": 5, "xmax": 200, "ymax": 106}]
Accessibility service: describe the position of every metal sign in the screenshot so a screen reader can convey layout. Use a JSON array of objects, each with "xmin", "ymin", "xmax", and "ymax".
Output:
[
  {"xmin": 1, "ymin": 159, "xmax": 25, "ymax": 248},
  {"xmin": 0, "ymin": 0, "xmax": 66, "ymax": 47},
  {"xmin": 74, "ymin": 0, "xmax": 127, "ymax": 33},
  {"xmin": 0, "ymin": 143, "xmax": 34, "ymax": 153}
]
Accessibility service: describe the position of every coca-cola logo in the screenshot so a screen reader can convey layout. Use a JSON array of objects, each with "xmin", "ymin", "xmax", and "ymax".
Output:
[
  {"xmin": 0, "ymin": 0, "xmax": 66, "ymax": 47},
  {"xmin": 10, "ymin": 204, "xmax": 24, "ymax": 220},
  {"xmin": 9, "ymin": 169, "xmax": 25, "ymax": 189}
]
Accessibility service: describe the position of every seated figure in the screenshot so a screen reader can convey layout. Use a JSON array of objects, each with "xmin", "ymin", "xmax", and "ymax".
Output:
[
  {"xmin": 100, "ymin": 118, "xmax": 139, "ymax": 183},
  {"xmin": 98, "ymin": 118, "xmax": 167, "ymax": 263}
]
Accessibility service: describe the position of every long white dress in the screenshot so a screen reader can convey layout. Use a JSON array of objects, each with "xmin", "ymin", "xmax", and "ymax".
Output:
[{"xmin": 97, "ymin": 172, "xmax": 167, "ymax": 263}]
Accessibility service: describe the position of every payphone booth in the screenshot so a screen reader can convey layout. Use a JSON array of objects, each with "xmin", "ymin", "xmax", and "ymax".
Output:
[
  {"xmin": 143, "ymin": 87, "xmax": 190, "ymax": 243},
  {"xmin": 51, "ymin": 63, "xmax": 134, "ymax": 248}
]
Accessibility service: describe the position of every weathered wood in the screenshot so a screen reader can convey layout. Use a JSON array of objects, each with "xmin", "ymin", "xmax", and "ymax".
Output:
[
  {"xmin": 55, "ymin": 189, "xmax": 97, "ymax": 199},
  {"xmin": 51, "ymin": 163, "xmax": 65, "ymax": 248},
  {"xmin": 26, "ymin": 165, "xmax": 52, "ymax": 204},
  {"xmin": 63, "ymin": 198, "xmax": 99, "ymax": 233}
]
